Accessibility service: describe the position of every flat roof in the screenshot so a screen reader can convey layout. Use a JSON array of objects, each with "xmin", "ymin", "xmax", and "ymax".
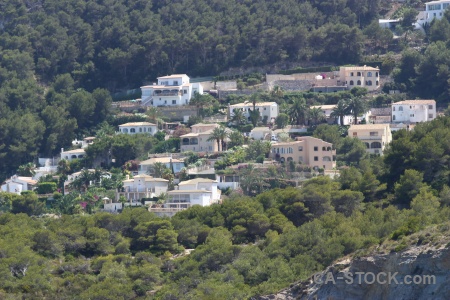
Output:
[
  {"xmin": 392, "ymin": 100, "xmax": 435, "ymax": 105},
  {"xmin": 178, "ymin": 178, "xmax": 217, "ymax": 185},
  {"xmin": 140, "ymin": 157, "xmax": 184, "ymax": 165},
  {"xmin": 348, "ymin": 124, "xmax": 390, "ymax": 130},
  {"xmin": 62, "ymin": 148, "xmax": 86, "ymax": 154},
  {"xmin": 119, "ymin": 122, "xmax": 157, "ymax": 126},
  {"xmin": 158, "ymin": 74, "xmax": 188, "ymax": 79},
  {"xmin": 168, "ymin": 189, "xmax": 211, "ymax": 194},
  {"xmin": 310, "ymin": 105, "xmax": 337, "ymax": 110},
  {"xmin": 340, "ymin": 66, "xmax": 379, "ymax": 71},
  {"xmin": 229, "ymin": 102, "xmax": 277, "ymax": 107}
]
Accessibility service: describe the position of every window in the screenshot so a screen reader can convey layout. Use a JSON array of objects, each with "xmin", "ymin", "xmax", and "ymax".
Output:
[
  {"xmin": 374, "ymin": 149, "xmax": 380, "ymax": 154},
  {"xmin": 298, "ymin": 146, "xmax": 303, "ymax": 151},
  {"xmin": 375, "ymin": 72, "xmax": 379, "ymax": 77},
  {"xmin": 429, "ymin": 114, "xmax": 434, "ymax": 118},
  {"xmin": 376, "ymin": 80, "xmax": 379, "ymax": 85},
  {"xmin": 393, "ymin": 106, "xmax": 395, "ymax": 111},
  {"xmin": 370, "ymin": 132, "xmax": 378, "ymax": 136},
  {"xmin": 399, "ymin": 106, "xmax": 403, "ymax": 111},
  {"xmin": 371, "ymin": 142, "xmax": 382, "ymax": 149},
  {"xmin": 164, "ymin": 100, "xmax": 167, "ymax": 104},
  {"xmin": 314, "ymin": 146, "xmax": 318, "ymax": 151},
  {"xmin": 314, "ymin": 156, "xmax": 319, "ymax": 161},
  {"xmin": 350, "ymin": 72, "xmax": 354, "ymax": 76},
  {"xmin": 172, "ymin": 100, "xmax": 176, "ymax": 104},
  {"xmin": 367, "ymin": 72, "xmax": 372, "ymax": 77},
  {"xmin": 173, "ymin": 80, "xmax": 178, "ymax": 85},
  {"xmin": 352, "ymin": 132, "xmax": 357, "ymax": 136},
  {"xmin": 209, "ymin": 146, "xmax": 212, "ymax": 151},
  {"xmin": 184, "ymin": 90, "xmax": 187, "ymax": 94},
  {"xmin": 428, "ymin": 105, "xmax": 433, "ymax": 109},
  {"xmin": 130, "ymin": 128, "xmax": 135, "ymax": 133},
  {"xmin": 357, "ymin": 72, "xmax": 361, "ymax": 76},
  {"xmin": 410, "ymin": 114, "xmax": 415, "ymax": 117},
  {"xmin": 444, "ymin": 3, "xmax": 450, "ymax": 9},
  {"xmin": 322, "ymin": 147, "xmax": 326, "ymax": 151},
  {"xmin": 299, "ymin": 157, "xmax": 303, "ymax": 162},
  {"xmin": 367, "ymin": 80, "xmax": 372, "ymax": 86},
  {"xmin": 393, "ymin": 115, "xmax": 396, "ymax": 121},
  {"xmin": 349, "ymin": 80, "xmax": 354, "ymax": 85},
  {"xmin": 357, "ymin": 80, "xmax": 361, "ymax": 86},
  {"xmin": 264, "ymin": 108, "xmax": 266, "ymax": 110},
  {"xmin": 149, "ymin": 128, "xmax": 152, "ymax": 132},
  {"xmin": 139, "ymin": 128, "xmax": 142, "ymax": 132}
]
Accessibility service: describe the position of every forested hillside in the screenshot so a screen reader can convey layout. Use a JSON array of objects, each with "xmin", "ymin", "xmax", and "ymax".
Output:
[{"xmin": 1, "ymin": 0, "xmax": 382, "ymax": 90}]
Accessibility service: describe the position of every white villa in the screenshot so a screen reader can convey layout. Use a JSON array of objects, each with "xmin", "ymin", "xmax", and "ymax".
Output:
[
  {"xmin": 138, "ymin": 157, "xmax": 185, "ymax": 175},
  {"xmin": 310, "ymin": 104, "xmax": 354, "ymax": 125},
  {"xmin": 416, "ymin": 1, "xmax": 450, "ymax": 28},
  {"xmin": 392, "ymin": 100, "xmax": 436, "ymax": 123},
  {"xmin": 118, "ymin": 122, "xmax": 158, "ymax": 135},
  {"xmin": 116, "ymin": 174, "xmax": 169, "ymax": 205},
  {"xmin": 229, "ymin": 101, "xmax": 278, "ymax": 123},
  {"xmin": 250, "ymin": 127, "xmax": 273, "ymax": 140},
  {"xmin": 1, "ymin": 175, "xmax": 37, "ymax": 195},
  {"xmin": 140, "ymin": 74, "xmax": 203, "ymax": 107},
  {"xmin": 149, "ymin": 178, "xmax": 220, "ymax": 216},
  {"xmin": 61, "ymin": 148, "xmax": 85, "ymax": 161}
]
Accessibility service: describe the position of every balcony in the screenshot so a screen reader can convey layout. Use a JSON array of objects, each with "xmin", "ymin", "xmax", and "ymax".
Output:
[{"xmin": 154, "ymin": 90, "xmax": 182, "ymax": 97}]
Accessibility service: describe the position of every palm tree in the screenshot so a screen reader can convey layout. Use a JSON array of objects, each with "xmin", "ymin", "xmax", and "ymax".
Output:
[
  {"xmin": 189, "ymin": 92, "xmax": 210, "ymax": 117},
  {"xmin": 347, "ymin": 97, "xmax": 367, "ymax": 125},
  {"xmin": 330, "ymin": 100, "xmax": 349, "ymax": 125},
  {"xmin": 149, "ymin": 162, "xmax": 167, "ymax": 177},
  {"xmin": 17, "ymin": 163, "xmax": 36, "ymax": 177},
  {"xmin": 307, "ymin": 107, "xmax": 325, "ymax": 125},
  {"xmin": 146, "ymin": 107, "xmax": 163, "ymax": 127},
  {"xmin": 230, "ymin": 108, "xmax": 246, "ymax": 126},
  {"xmin": 207, "ymin": 126, "xmax": 228, "ymax": 152},
  {"xmin": 288, "ymin": 98, "xmax": 308, "ymax": 125},
  {"xmin": 271, "ymin": 85, "xmax": 284, "ymax": 98}
]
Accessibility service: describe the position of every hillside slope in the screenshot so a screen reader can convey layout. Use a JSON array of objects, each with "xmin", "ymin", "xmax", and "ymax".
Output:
[{"xmin": 256, "ymin": 226, "xmax": 450, "ymax": 300}]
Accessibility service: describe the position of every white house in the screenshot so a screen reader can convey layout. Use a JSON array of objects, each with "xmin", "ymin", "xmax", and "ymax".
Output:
[
  {"xmin": 149, "ymin": 178, "xmax": 220, "ymax": 217},
  {"xmin": 116, "ymin": 174, "xmax": 169, "ymax": 205},
  {"xmin": 1, "ymin": 175, "xmax": 37, "ymax": 194},
  {"xmin": 416, "ymin": 1, "xmax": 450, "ymax": 28},
  {"xmin": 118, "ymin": 122, "xmax": 158, "ymax": 135},
  {"xmin": 310, "ymin": 104, "xmax": 354, "ymax": 125},
  {"xmin": 229, "ymin": 101, "xmax": 279, "ymax": 123},
  {"xmin": 250, "ymin": 127, "xmax": 273, "ymax": 140},
  {"xmin": 138, "ymin": 157, "xmax": 185, "ymax": 175},
  {"xmin": 392, "ymin": 100, "xmax": 436, "ymax": 123},
  {"xmin": 140, "ymin": 74, "xmax": 203, "ymax": 107},
  {"xmin": 61, "ymin": 148, "xmax": 85, "ymax": 161},
  {"xmin": 72, "ymin": 137, "xmax": 95, "ymax": 149}
]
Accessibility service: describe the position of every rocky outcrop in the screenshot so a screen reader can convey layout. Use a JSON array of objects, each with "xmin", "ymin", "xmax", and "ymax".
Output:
[{"xmin": 255, "ymin": 244, "xmax": 450, "ymax": 300}]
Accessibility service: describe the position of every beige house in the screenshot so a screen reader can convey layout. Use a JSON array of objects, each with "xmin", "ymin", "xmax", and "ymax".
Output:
[
  {"xmin": 180, "ymin": 123, "xmax": 231, "ymax": 153},
  {"xmin": 270, "ymin": 136, "xmax": 336, "ymax": 170},
  {"xmin": 348, "ymin": 124, "xmax": 392, "ymax": 155},
  {"xmin": 339, "ymin": 66, "xmax": 380, "ymax": 91}
]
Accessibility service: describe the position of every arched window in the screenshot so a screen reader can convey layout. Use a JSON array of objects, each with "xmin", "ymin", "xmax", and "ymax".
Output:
[
  {"xmin": 123, "ymin": 128, "xmax": 128, "ymax": 133},
  {"xmin": 327, "ymin": 147, "xmax": 331, "ymax": 151},
  {"xmin": 367, "ymin": 72, "xmax": 372, "ymax": 77},
  {"xmin": 367, "ymin": 80, "xmax": 372, "ymax": 86},
  {"xmin": 376, "ymin": 72, "xmax": 379, "ymax": 77},
  {"xmin": 371, "ymin": 142, "xmax": 382, "ymax": 149},
  {"xmin": 357, "ymin": 80, "xmax": 361, "ymax": 86},
  {"xmin": 357, "ymin": 72, "xmax": 361, "ymax": 76},
  {"xmin": 349, "ymin": 80, "xmax": 354, "ymax": 85},
  {"xmin": 182, "ymin": 138, "xmax": 189, "ymax": 145},
  {"xmin": 376, "ymin": 80, "xmax": 379, "ymax": 85},
  {"xmin": 350, "ymin": 72, "xmax": 354, "ymax": 76},
  {"xmin": 280, "ymin": 157, "xmax": 285, "ymax": 163},
  {"xmin": 365, "ymin": 142, "xmax": 370, "ymax": 149},
  {"xmin": 130, "ymin": 128, "xmax": 135, "ymax": 133},
  {"xmin": 71, "ymin": 155, "xmax": 77, "ymax": 159},
  {"xmin": 322, "ymin": 147, "xmax": 326, "ymax": 151}
]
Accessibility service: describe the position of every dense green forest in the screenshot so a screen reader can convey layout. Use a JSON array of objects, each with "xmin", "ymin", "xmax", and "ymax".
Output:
[{"xmin": 1, "ymin": 0, "xmax": 383, "ymax": 90}]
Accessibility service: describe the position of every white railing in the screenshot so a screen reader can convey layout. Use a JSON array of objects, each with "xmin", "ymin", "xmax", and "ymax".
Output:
[{"xmin": 141, "ymin": 96, "xmax": 153, "ymax": 106}]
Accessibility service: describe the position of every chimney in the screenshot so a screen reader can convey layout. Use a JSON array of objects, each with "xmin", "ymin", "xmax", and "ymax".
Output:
[
  {"xmin": 61, "ymin": 148, "xmax": 64, "ymax": 153},
  {"xmin": 126, "ymin": 175, "xmax": 129, "ymax": 180}
]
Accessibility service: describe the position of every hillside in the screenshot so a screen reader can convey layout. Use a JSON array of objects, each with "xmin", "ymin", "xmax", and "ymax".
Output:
[{"xmin": 256, "ymin": 224, "xmax": 450, "ymax": 300}]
